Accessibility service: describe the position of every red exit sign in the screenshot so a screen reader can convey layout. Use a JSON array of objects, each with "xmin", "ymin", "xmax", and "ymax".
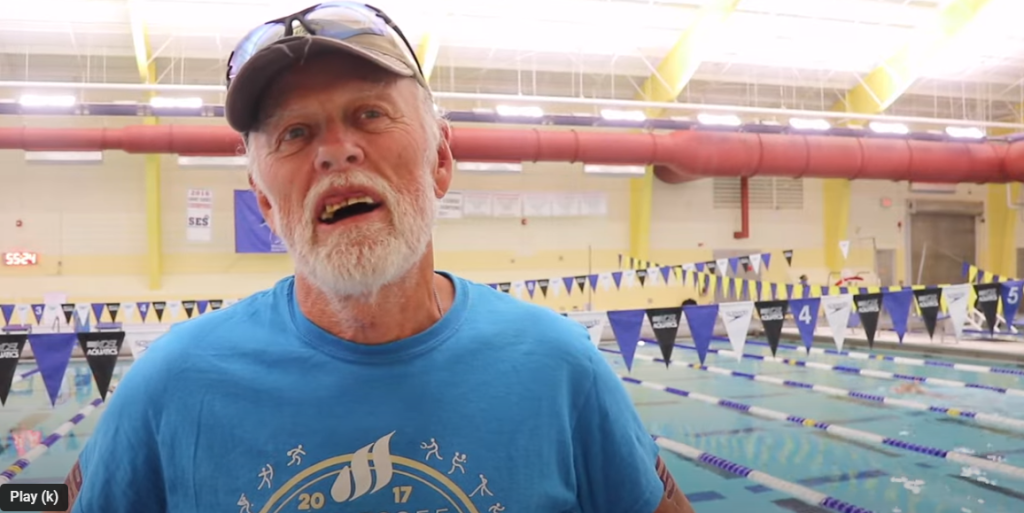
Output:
[{"xmin": 3, "ymin": 252, "xmax": 39, "ymax": 266}]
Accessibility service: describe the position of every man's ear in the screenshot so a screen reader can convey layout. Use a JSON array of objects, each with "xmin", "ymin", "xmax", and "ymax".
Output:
[
  {"xmin": 433, "ymin": 121, "xmax": 454, "ymax": 199},
  {"xmin": 248, "ymin": 173, "xmax": 278, "ymax": 234}
]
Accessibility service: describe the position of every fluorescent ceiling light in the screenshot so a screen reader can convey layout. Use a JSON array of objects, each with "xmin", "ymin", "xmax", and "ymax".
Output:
[
  {"xmin": 496, "ymin": 105, "xmax": 544, "ymax": 117},
  {"xmin": 457, "ymin": 161, "xmax": 522, "ymax": 173},
  {"xmin": 789, "ymin": 117, "xmax": 830, "ymax": 131},
  {"xmin": 583, "ymin": 164, "xmax": 645, "ymax": 177},
  {"xmin": 698, "ymin": 113, "xmax": 742, "ymax": 126},
  {"xmin": 150, "ymin": 97, "xmax": 203, "ymax": 109},
  {"xmin": 600, "ymin": 109, "xmax": 646, "ymax": 122},
  {"xmin": 19, "ymin": 94, "xmax": 75, "ymax": 107},
  {"xmin": 945, "ymin": 126, "xmax": 985, "ymax": 139},
  {"xmin": 869, "ymin": 121, "xmax": 909, "ymax": 135},
  {"xmin": 177, "ymin": 156, "xmax": 248, "ymax": 168}
]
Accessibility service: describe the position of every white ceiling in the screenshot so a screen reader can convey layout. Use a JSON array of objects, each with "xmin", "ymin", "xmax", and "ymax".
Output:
[{"xmin": 0, "ymin": 0, "xmax": 1023, "ymax": 122}]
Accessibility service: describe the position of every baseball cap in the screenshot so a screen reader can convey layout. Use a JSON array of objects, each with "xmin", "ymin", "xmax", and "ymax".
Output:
[{"xmin": 224, "ymin": 1, "xmax": 427, "ymax": 134}]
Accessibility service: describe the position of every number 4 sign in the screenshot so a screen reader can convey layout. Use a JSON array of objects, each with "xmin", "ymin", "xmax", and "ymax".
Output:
[{"xmin": 788, "ymin": 297, "xmax": 822, "ymax": 354}]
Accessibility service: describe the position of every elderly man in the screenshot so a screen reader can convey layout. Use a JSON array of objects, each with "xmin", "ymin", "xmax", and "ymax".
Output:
[{"xmin": 57, "ymin": 3, "xmax": 694, "ymax": 513}]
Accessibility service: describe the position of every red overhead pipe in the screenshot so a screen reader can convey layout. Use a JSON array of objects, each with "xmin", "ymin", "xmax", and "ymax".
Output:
[
  {"xmin": 734, "ymin": 176, "xmax": 749, "ymax": 240},
  {"xmin": 0, "ymin": 125, "xmax": 1020, "ymax": 183}
]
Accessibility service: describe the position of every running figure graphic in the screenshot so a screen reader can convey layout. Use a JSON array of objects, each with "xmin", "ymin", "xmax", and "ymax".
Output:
[
  {"xmin": 258, "ymin": 464, "xmax": 274, "ymax": 490},
  {"xmin": 448, "ymin": 452, "xmax": 467, "ymax": 475},
  {"xmin": 470, "ymin": 474, "xmax": 493, "ymax": 497},
  {"xmin": 488, "ymin": 504, "xmax": 505, "ymax": 513},
  {"xmin": 237, "ymin": 493, "xmax": 253, "ymax": 513},
  {"xmin": 420, "ymin": 438, "xmax": 442, "ymax": 461},
  {"xmin": 287, "ymin": 445, "xmax": 306, "ymax": 466}
]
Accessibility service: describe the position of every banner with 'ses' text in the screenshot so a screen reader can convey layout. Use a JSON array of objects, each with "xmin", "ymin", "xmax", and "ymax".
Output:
[{"xmin": 234, "ymin": 190, "xmax": 287, "ymax": 253}]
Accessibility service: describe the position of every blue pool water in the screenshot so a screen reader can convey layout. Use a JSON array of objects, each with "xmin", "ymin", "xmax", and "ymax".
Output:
[{"xmin": 2, "ymin": 339, "xmax": 1023, "ymax": 513}]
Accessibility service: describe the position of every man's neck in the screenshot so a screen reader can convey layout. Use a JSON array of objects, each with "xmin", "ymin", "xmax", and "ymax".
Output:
[{"xmin": 294, "ymin": 259, "xmax": 450, "ymax": 344}]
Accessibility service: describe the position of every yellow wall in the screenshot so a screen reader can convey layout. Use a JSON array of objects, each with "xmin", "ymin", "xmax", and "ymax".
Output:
[{"xmin": 0, "ymin": 116, "xmax": 1011, "ymax": 315}]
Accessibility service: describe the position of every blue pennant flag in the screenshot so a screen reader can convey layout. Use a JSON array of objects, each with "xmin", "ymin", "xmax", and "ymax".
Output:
[
  {"xmin": 1001, "ymin": 280, "xmax": 1024, "ymax": 327},
  {"xmin": 562, "ymin": 277, "xmax": 575, "ymax": 296},
  {"xmin": 588, "ymin": 274, "xmax": 600, "ymax": 291},
  {"xmin": 729, "ymin": 258, "xmax": 739, "ymax": 274},
  {"xmin": 660, "ymin": 266, "xmax": 671, "ymax": 284},
  {"xmin": 32, "ymin": 304, "xmax": 45, "ymax": 324},
  {"xmin": 612, "ymin": 272, "xmax": 623, "ymax": 289},
  {"xmin": 769, "ymin": 283, "xmax": 778, "ymax": 299},
  {"xmin": 695, "ymin": 262, "xmax": 706, "ymax": 273},
  {"xmin": 884, "ymin": 289, "xmax": 914, "ymax": 343},
  {"xmin": 785, "ymin": 284, "xmax": 794, "ymax": 299},
  {"xmin": 762, "ymin": 253, "xmax": 772, "ymax": 270},
  {"xmin": 28, "ymin": 333, "xmax": 78, "ymax": 407},
  {"xmin": 91, "ymin": 303, "xmax": 106, "ymax": 323},
  {"xmin": 197, "ymin": 300, "xmax": 209, "ymax": 315},
  {"xmin": 788, "ymin": 297, "xmax": 821, "ymax": 354},
  {"xmin": 683, "ymin": 304, "xmax": 719, "ymax": 365},
  {"xmin": 962, "ymin": 261, "xmax": 971, "ymax": 278},
  {"xmin": 137, "ymin": 302, "xmax": 150, "ymax": 322},
  {"xmin": 525, "ymin": 280, "xmax": 536, "ymax": 298},
  {"xmin": 740, "ymin": 280, "xmax": 750, "ymax": 301},
  {"xmin": 607, "ymin": 309, "xmax": 646, "ymax": 372},
  {"xmin": 755, "ymin": 281, "xmax": 764, "ymax": 301},
  {"xmin": 1, "ymin": 305, "xmax": 13, "ymax": 325}
]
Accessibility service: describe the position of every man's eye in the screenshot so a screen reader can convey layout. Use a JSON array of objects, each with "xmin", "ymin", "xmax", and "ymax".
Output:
[
  {"xmin": 361, "ymin": 109, "xmax": 383, "ymax": 120},
  {"xmin": 282, "ymin": 126, "xmax": 307, "ymax": 140}
]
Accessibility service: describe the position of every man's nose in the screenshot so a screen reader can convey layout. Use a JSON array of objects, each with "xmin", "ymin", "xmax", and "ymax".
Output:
[{"xmin": 315, "ymin": 130, "xmax": 364, "ymax": 172}]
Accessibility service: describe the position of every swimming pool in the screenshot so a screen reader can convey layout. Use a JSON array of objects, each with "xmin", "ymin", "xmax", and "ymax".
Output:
[{"xmin": 2, "ymin": 339, "xmax": 1023, "ymax": 513}]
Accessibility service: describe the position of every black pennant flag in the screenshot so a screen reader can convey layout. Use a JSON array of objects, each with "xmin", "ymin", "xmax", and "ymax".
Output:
[
  {"xmin": 706, "ymin": 261, "xmax": 718, "ymax": 274},
  {"xmin": 783, "ymin": 250, "xmax": 794, "ymax": 266},
  {"xmin": 210, "ymin": 300, "xmax": 223, "ymax": 311},
  {"xmin": 77, "ymin": 332, "xmax": 126, "ymax": 401},
  {"xmin": 182, "ymin": 300, "xmax": 196, "ymax": 319},
  {"xmin": 0, "ymin": 334, "xmax": 27, "ymax": 406},
  {"xmin": 105, "ymin": 303, "xmax": 121, "ymax": 322},
  {"xmin": 755, "ymin": 300, "xmax": 788, "ymax": 356},
  {"xmin": 498, "ymin": 283, "xmax": 511, "ymax": 293},
  {"xmin": 645, "ymin": 307, "xmax": 683, "ymax": 366},
  {"xmin": 974, "ymin": 283, "xmax": 1001, "ymax": 334},
  {"xmin": 61, "ymin": 304, "xmax": 75, "ymax": 324},
  {"xmin": 739, "ymin": 256, "xmax": 751, "ymax": 273},
  {"xmin": 636, "ymin": 269, "xmax": 648, "ymax": 287},
  {"xmin": 538, "ymin": 279, "xmax": 549, "ymax": 298},
  {"xmin": 153, "ymin": 301, "xmax": 167, "ymax": 321},
  {"xmin": 913, "ymin": 288, "xmax": 942, "ymax": 340},
  {"xmin": 853, "ymin": 293, "xmax": 884, "ymax": 348},
  {"xmin": 574, "ymin": 276, "xmax": 587, "ymax": 293}
]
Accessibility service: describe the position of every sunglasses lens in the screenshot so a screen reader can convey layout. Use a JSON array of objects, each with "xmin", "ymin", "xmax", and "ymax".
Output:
[{"xmin": 227, "ymin": 22, "xmax": 287, "ymax": 82}]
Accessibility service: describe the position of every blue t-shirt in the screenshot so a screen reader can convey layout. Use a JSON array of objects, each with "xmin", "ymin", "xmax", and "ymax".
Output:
[{"xmin": 74, "ymin": 273, "xmax": 663, "ymax": 513}]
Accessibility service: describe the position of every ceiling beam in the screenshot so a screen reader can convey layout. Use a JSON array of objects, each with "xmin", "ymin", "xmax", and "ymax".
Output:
[
  {"xmin": 416, "ymin": 33, "xmax": 441, "ymax": 84},
  {"xmin": 830, "ymin": 0, "xmax": 994, "ymax": 116},
  {"xmin": 128, "ymin": 0, "xmax": 157, "ymax": 86}
]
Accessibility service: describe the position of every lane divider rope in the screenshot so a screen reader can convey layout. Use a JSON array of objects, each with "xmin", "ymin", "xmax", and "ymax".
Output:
[
  {"xmin": 603, "ymin": 348, "xmax": 1024, "ymax": 431},
  {"xmin": 618, "ymin": 373, "xmax": 1024, "ymax": 481},
  {"xmin": 723, "ymin": 336, "xmax": 1024, "ymax": 377},
  {"xmin": 660, "ymin": 341, "xmax": 1024, "ymax": 398},
  {"xmin": 652, "ymin": 434, "xmax": 874, "ymax": 513}
]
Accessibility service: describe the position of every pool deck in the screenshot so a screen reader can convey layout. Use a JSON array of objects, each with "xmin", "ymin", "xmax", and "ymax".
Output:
[{"xmin": 776, "ymin": 325, "xmax": 1024, "ymax": 364}]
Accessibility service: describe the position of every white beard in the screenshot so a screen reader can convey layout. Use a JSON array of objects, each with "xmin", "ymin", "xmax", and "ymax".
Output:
[{"xmin": 271, "ymin": 167, "xmax": 437, "ymax": 300}]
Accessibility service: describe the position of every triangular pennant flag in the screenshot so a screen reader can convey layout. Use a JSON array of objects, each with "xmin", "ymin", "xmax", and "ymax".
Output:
[
  {"xmin": 129, "ymin": 336, "xmax": 154, "ymax": 360},
  {"xmin": 197, "ymin": 300, "xmax": 209, "ymax": 315},
  {"xmin": 974, "ymin": 283, "xmax": 1001, "ymax": 334},
  {"xmin": 716, "ymin": 258, "xmax": 729, "ymax": 276},
  {"xmin": 60, "ymin": 304, "xmax": 75, "ymax": 324},
  {"xmin": 0, "ymin": 334, "xmax": 27, "ymax": 406},
  {"xmin": 659, "ymin": 266, "xmax": 671, "ymax": 284},
  {"xmin": 738, "ymin": 256, "xmax": 751, "ymax": 273},
  {"xmin": 78, "ymin": 332, "xmax": 125, "ymax": 401},
  {"xmin": 152, "ymin": 301, "xmax": 166, "ymax": 321},
  {"xmin": 574, "ymin": 275, "xmax": 587, "ymax": 293},
  {"xmin": 729, "ymin": 258, "xmax": 740, "ymax": 274},
  {"xmin": 31, "ymin": 304, "xmax": 44, "ymax": 324},
  {"xmin": 755, "ymin": 300, "xmax": 789, "ymax": 356},
  {"xmin": 512, "ymin": 281, "xmax": 525, "ymax": 298},
  {"xmin": 853, "ymin": 293, "xmax": 883, "ymax": 348},
  {"xmin": 942, "ymin": 284, "xmax": 972, "ymax": 341},
  {"xmin": 75, "ymin": 303, "xmax": 91, "ymax": 326},
  {"xmin": 15, "ymin": 304, "xmax": 30, "ymax": 325},
  {"xmin": 683, "ymin": 304, "xmax": 719, "ymax": 365},
  {"xmin": 761, "ymin": 253, "xmax": 771, "ymax": 270},
  {"xmin": 618, "ymin": 254, "xmax": 623, "ymax": 269},
  {"xmin": 1000, "ymin": 281, "xmax": 1024, "ymax": 328},
  {"xmin": 209, "ymin": 300, "xmax": 223, "ymax": 311},
  {"xmin": 105, "ymin": 303, "xmax": 121, "ymax": 322},
  {"xmin": 182, "ymin": 300, "xmax": 197, "ymax": 319},
  {"xmin": 783, "ymin": 250, "xmax": 793, "ymax": 267},
  {"xmin": 704, "ymin": 261, "xmax": 716, "ymax": 274},
  {"xmin": 740, "ymin": 280, "xmax": 750, "ymax": 301},
  {"xmin": 646, "ymin": 307, "xmax": 683, "ymax": 366},
  {"xmin": 28, "ymin": 333, "xmax": 77, "ymax": 407},
  {"xmin": 718, "ymin": 302, "xmax": 753, "ymax": 360},
  {"xmin": 769, "ymin": 282, "xmax": 778, "ymax": 299},
  {"xmin": 137, "ymin": 302, "xmax": 151, "ymax": 322},
  {"xmin": 167, "ymin": 301, "xmax": 183, "ymax": 321},
  {"xmin": 788, "ymin": 297, "xmax": 821, "ymax": 354},
  {"xmin": 538, "ymin": 279, "xmax": 549, "ymax": 298},
  {"xmin": 525, "ymin": 280, "xmax": 536, "ymax": 298},
  {"xmin": 606, "ymin": 309, "xmax": 646, "ymax": 372},
  {"xmin": 785, "ymin": 284, "xmax": 794, "ymax": 299},
  {"xmin": 91, "ymin": 303, "xmax": 106, "ymax": 323},
  {"xmin": 119, "ymin": 302, "xmax": 136, "ymax": 322},
  {"xmin": 821, "ymin": 295, "xmax": 853, "ymax": 352},
  {"xmin": 498, "ymin": 282, "xmax": 511, "ymax": 294},
  {"xmin": 749, "ymin": 254, "xmax": 762, "ymax": 274},
  {"xmin": 588, "ymin": 274, "xmax": 600, "ymax": 291},
  {"xmin": 755, "ymin": 281, "xmax": 764, "ymax": 301},
  {"xmin": 961, "ymin": 261, "xmax": 971, "ymax": 278},
  {"xmin": 0, "ymin": 305, "xmax": 12, "ymax": 326},
  {"xmin": 839, "ymin": 240, "xmax": 850, "ymax": 260},
  {"xmin": 562, "ymin": 277, "xmax": 575, "ymax": 296},
  {"xmin": 913, "ymin": 288, "xmax": 942, "ymax": 340},
  {"xmin": 883, "ymin": 289, "xmax": 913, "ymax": 343},
  {"xmin": 636, "ymin": 269, "xmax": 647, "ymax": 287},
  {"xmin": 611, "ymin": 272, "xmax": 624, "ymax": 289},
  {"xmin": 567, "ymin": 312, "xmax": 606, "ymax": 347}
]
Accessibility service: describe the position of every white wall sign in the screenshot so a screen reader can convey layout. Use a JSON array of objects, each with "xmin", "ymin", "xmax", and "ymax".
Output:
[
  {"xmin": 186, "ymin": 189, "xmax": 213, "ymax": 242},
  {"xmin": 436, "ymin": 191, "xmax": 464, "ymax": 219}
]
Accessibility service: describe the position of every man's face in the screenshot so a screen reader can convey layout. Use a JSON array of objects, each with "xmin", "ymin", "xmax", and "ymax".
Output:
[{"xmin": 248, "ymin": 52, "xmax": 452, "ymax": 298}]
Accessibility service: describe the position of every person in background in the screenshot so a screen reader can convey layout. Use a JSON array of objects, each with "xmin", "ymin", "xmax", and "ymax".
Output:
[
  {"xmin": 798, "ymin": 274, "xmax": 810, "ymax": 286},
  {"xmin": 682, "ymin": 298, "xmax": 698, "ymax": 307},
  {"xmin": 54, "ymin": 3, "xmax": 694, "ymax": 513}
]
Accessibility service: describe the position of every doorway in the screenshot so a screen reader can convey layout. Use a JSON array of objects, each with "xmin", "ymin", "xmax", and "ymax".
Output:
[{"xmin": 909, "ymin": 204, "xmax": 979, "ymax": 286}]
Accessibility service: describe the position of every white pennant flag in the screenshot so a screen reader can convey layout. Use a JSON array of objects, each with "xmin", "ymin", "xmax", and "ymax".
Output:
[
  {"xmin": 647, "ymin": 267, "xmax": 661, "ymax": 286},
  {"xmin": 14, "ymin": 304, "xmax": 30, "ymax": 325},
  {"xmin": 167, "ymin": 300, "xmax": 182, "ymax": 322},
  {"xmin": 74, "ymin": 303, "xmax": 91, "ymax": 325},
  {"xmin": 821, "ymin": 294, "xmax": 853, "ymax": 352},
  {"xmin": 223, "ymin": 298, "xmax": 240, "ymax": 308},
  {"xmin": 718, "ymin": 301, "xmax": 754, "ymax": 360},
  {"xmin": 716, "ymin": 258, "xmax": 729, "ymax": 276},
  {"xmin": 622, "ymin": 269, "xmax": 636, "ymax": 288},
  {"xmin": 682, "ymin": 263, "xmax": 696, "ymax": 272},
  {"xmin": 839, "ymin": 240, "xmax": 850, "ymax": 259},
  {"xmin": 119, "ymin": 302, "xmax": 136, "ymax": 322},
  {"xmin": 599, "ymin": 272, "xmax": 614, "ymax": 290},
  {"xmin": 551, "ymin": 277, "xmax": 562, "ymax": 298},
  {"xmin": 44, "ymin": 304, "xmax": 61, "ymax": 326},
  {"xmin": 749, "ymin": 254, "xmax": 762, "ymax": 274},
  {"xmin": 512, "ymin": 281, "xmax": 525, "ymax": 298},
  {"xmin": 568, "ymin": 311, "xmax": 607, "ymax": 347},
  {"xmin": 942, "ymin": 284, "xmax": 972, "ymax": 341}
]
